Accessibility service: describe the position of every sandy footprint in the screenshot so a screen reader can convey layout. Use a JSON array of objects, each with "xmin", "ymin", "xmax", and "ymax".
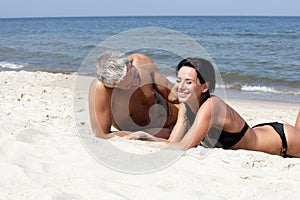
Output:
[
  {"xmin": 241, "ymin": 154, "xmax": 273, "ymax": 169},
  {"xmin": 284, "ymin": 163, "xmax": 300, "ymax": 170}
]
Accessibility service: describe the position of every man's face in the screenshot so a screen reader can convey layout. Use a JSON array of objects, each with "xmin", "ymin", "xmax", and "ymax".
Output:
[{"xmin": 115, "ymin": 62, "xmax": 141, "ymax": 90}]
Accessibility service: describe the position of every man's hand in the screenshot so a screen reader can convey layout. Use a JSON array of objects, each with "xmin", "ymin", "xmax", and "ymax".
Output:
[
  {"xmin": 125, "ymin": 131, "xmax": 158, "ymax": 141},
  {"xmin": 168, "ymin": 85, "xmax": 179, "ymax": 103}
]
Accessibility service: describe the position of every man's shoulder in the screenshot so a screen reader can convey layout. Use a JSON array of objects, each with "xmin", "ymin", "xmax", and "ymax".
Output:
[
  {"xmin": 129, "ymin": 53, "xmax": 154, "ymax": 66},
  {"xmin": 129, "ymin": 53, "xmax": 148, "ymax": 60},
  {"xmin": 90, "ymin": 79, "xmax": 111, "ymax": 94}
]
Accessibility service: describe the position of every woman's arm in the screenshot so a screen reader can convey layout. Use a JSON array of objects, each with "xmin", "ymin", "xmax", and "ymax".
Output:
[
  {"xmin": 125, "ymin": 99, "xmax": 214, "ymax": 148},
  {"xmin": 168, "ymin": 103, "xmax": 188, "ymax": 142},
  {"xmin": 172, "ymin": 99, "xmax": 214, "ymax": 149}
]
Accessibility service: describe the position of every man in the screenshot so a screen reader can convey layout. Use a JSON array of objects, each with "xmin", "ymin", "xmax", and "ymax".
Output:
[{"xmin": 88, "ymin": 51, "xmax": 179, "ymax": 139}]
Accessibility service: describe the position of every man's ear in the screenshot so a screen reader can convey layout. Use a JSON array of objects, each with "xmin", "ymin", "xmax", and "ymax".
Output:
[{"xmin": 201, "ymin": 83, "xmax": 209, "ymax": 93}]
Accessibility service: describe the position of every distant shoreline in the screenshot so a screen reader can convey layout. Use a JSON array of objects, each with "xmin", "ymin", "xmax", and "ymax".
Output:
[{"xmin": 1, "ymin": 15, "xmax": 300, "ymax": 20}]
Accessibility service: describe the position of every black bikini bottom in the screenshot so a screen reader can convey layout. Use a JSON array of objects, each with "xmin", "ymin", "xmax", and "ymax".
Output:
[{"xmin": 253, "ymin": 122, "xmax": 289, "ymax": 158}]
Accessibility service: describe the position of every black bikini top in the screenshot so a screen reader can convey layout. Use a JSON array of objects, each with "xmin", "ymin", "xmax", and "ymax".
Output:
[
  {"xmin": 186, "ymin": 96, "xmax": 249, "ymax": 149},
  {"xmin": 201, "ymin": 123, "xmax": 249, "ymax": 149}
]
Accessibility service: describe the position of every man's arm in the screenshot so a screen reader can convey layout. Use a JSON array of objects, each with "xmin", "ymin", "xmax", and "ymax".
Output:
[
  {"xmin": 129, "ymin": 53, "xmax": 178, "ymax": 103},
  {"xmin": 151, "ymin": 64, "xmax": 178, "ymax": 103},
  {"xmin": 88, "ymin": 79, "xmax": 113, "ymax": 138}
]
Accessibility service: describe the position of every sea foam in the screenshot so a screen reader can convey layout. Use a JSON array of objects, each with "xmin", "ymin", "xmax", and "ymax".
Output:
[{"xmin": 0, "ymin": 61, "xmax": 26, "ymax": 70}]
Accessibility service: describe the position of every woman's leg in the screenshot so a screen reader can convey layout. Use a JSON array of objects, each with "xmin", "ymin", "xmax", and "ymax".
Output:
[
  {"xmin": 285, "ymin": 110, "xmax": 300, "ymax": 157},
  {"xmin": 295, "ymin": 110, "xmax": 300, "ymax": 130}
]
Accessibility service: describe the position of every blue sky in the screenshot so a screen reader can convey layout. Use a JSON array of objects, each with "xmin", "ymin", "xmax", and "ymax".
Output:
[{"xmin": 1, "ymin": 0, "xmax": 300, "ymax": 18}]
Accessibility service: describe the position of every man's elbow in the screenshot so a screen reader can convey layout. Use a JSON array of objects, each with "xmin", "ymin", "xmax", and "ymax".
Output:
[{"xmin": 92, "ymin": 127, "xmax": 110, "ymax": 139}]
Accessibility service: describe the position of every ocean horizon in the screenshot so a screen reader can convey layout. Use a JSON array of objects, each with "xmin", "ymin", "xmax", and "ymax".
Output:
[
  {"xmin": 1, "ymin": 16, "xmax": 299, "ymax": 103},
  {"xmin": 1, "ymin": 15, "xmax": 300, "ymax": 19}
]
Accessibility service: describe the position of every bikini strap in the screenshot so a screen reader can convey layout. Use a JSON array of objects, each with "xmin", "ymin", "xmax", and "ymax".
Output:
[{"xmin": 277, "ymin": 123, "xmax": 288, "ymax": 158}]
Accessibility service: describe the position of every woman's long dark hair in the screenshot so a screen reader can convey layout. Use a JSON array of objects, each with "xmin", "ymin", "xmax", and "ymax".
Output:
[{"xmin": 176, "ymin": 57, "xmax": 216, "ymax": 104}]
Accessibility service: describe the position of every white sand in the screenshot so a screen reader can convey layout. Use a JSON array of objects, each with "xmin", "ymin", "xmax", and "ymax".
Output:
[{"xmin": 1, "ymin": 70, "xmax": 300, "ymax": 200}]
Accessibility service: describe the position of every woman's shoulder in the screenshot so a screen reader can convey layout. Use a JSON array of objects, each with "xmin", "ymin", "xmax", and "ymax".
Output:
[
  {"xmin": 198, "ymin": 96, "xmax": 228, "ymax": 118},
  {"xmin": 203, "ymin": 96, "xmax": 226, "ymax": 106}
]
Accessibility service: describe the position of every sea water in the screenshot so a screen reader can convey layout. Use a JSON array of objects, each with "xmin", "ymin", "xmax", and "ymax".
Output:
[{"xmin": 0, "ymin": 16, "xmax": 299, "ymax": 103}]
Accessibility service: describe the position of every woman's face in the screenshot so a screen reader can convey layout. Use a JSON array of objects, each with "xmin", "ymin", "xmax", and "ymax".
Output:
[{"xmin": 175, "ymin": 66, "xmax": 205, "ymax": 104}]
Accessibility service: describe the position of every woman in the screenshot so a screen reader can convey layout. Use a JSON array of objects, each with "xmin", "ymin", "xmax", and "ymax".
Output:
[{"xmin": 129, "ymin": 57, "xmax": 300, "ymax": 158}]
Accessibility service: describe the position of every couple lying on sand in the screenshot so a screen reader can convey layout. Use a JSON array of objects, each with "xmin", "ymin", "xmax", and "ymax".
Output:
[{"xmin": 89, "ymin": 51, "xmax": 300, "ymax": 158}]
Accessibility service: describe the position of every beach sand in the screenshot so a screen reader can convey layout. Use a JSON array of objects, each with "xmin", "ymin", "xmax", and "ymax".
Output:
[{"xmin": 1, "ymin": 70, "xmax": 300, "ymax": 200}]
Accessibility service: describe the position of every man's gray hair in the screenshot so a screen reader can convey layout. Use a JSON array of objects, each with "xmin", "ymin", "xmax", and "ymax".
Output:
[{"xmin": 96, "ymin": 51, "xmax": 128, "ymax": 86}]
